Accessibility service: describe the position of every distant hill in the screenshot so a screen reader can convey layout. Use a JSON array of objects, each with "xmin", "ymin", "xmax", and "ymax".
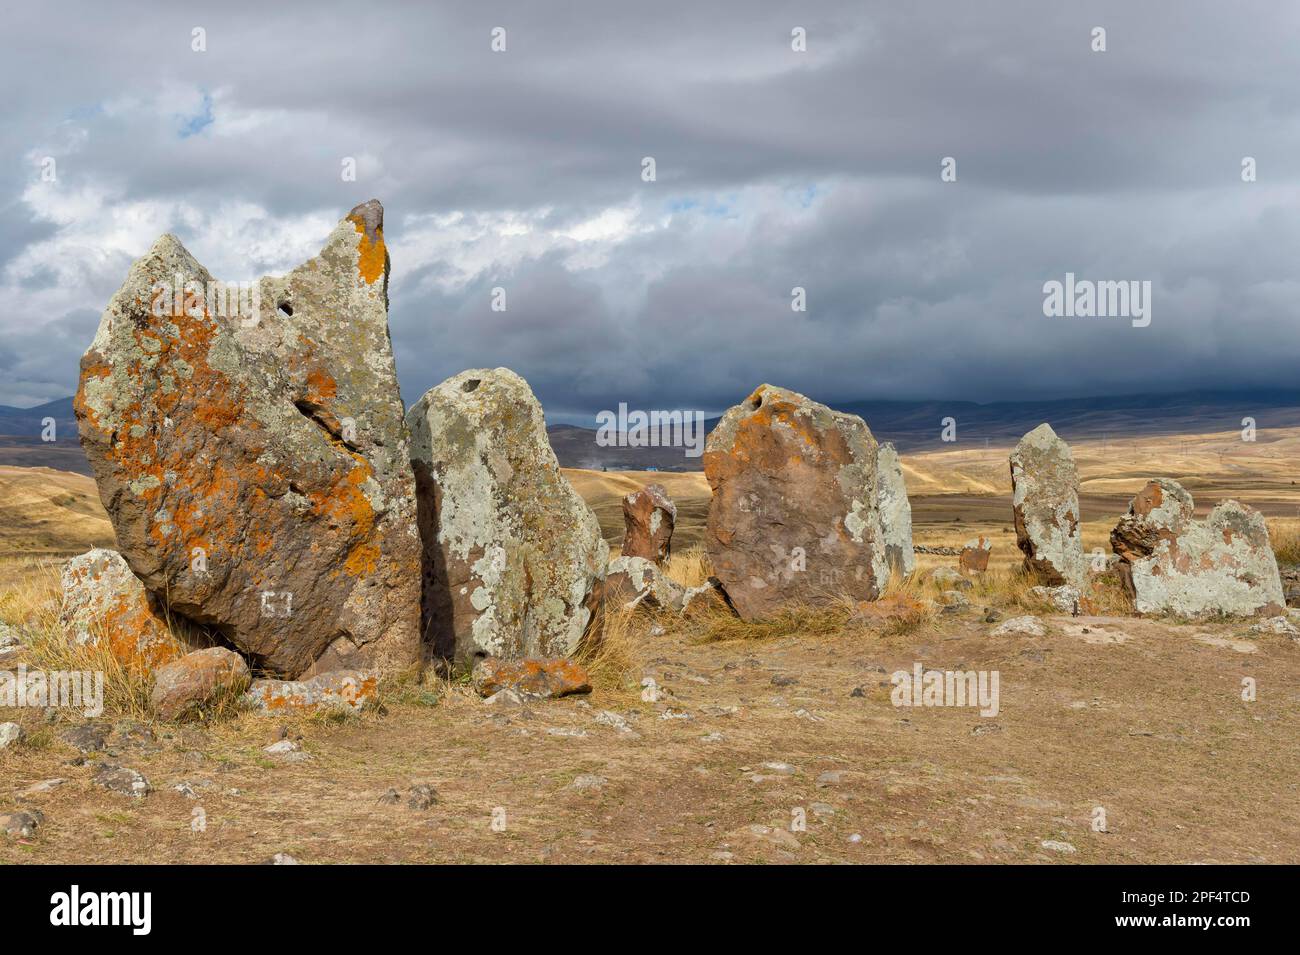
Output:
[{"xmin": 4, "ymin": 389, "xmax": 1298, "ymax": 475}]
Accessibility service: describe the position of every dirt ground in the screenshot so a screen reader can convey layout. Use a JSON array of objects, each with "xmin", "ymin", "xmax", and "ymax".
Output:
[{"xmin": 3, "ymin": 604, "xmax": 1297, "ymax": 865}]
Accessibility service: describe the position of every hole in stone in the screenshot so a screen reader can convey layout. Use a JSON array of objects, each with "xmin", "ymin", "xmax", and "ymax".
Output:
[
  {"xmin": 277, "ymin": 300, "xmax": 293, "ymax": 317},
  {"xmin": 462, "ymin": 378, "xmax": 481, "ymax": 393},
  {"xmin": 750, "ymin": 395, "xmax": 763, "ymax": 410}
]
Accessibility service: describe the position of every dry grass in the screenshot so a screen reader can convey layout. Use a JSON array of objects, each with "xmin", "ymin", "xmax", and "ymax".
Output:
[
  {"xmin": 1268, "ymin": 519, "xmax": 1300, "ymax": 566},
  {"xmin": 578, "ymin": 606, "xmax": 645, "ymax": 696},
  {"xmin": 663, "ymin": 544, "xmax": 712, "ymax": 589}
]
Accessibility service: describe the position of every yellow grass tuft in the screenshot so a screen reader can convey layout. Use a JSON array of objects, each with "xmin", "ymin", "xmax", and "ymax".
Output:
[
  {"xmin": 663, "ymin": 544, "xmax": 712, "ymax": 589},
  {"xmin": 1267, "ymin": 519, "xmax": 1300, "ymax": 566},
  {"xmin": 579, "ymin": 605, "xmax": 646, "ymax": 695}
]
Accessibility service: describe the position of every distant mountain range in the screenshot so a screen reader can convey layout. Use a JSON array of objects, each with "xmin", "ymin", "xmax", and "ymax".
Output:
[{"xmin": 4, "ymin": 390, "xmax": 1299, "ymax": 476}]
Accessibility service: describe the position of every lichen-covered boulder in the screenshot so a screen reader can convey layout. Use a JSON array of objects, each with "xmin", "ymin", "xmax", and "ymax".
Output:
[
  {"xmin": 605, "ymin": 555, "xmax": 686, "ymax": 611},
  {"xmin": 244, "ymin": 670, "xmax": 378, "ymax": 712},
  {"xmin": 406, "ymin": 368, "xmax": 608, "ymax": 667},
  {"xmin": 1110, "ymin": 481, "xmax": 1285, "ymax": 617},
  {"xmin": 59, "ymin": 549, "xmax": 187, "ymax": 668},
  {"xmin": 74, "ymin": 201, "xmax": 421, "ymax": 678},
  {"xmin": 1010, "ymin": 424, "xmax": 1086, "ymax": 587},
  {"xmin": 703, "ymin": 384, "xmax": 886, "ymax": 619},
  {"xmin": 150, "ymin": 647, "xmax": 250, "ymax": 720},
  {"xmin": 874, "ymin": 443, "xmax": 914, "ymax": 578},
  {"xmin": 471, "ymin": 657, "xmax": 591, "ymax": 699},
  {"xmin": 621, "ymin": 484, "xmax": 675, "ymax": 563}
]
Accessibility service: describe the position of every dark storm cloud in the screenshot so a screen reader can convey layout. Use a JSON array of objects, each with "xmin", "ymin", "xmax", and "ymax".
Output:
[{"xmin": 1, "ymin": 0, "xmax": 1298, "ymax": 414}]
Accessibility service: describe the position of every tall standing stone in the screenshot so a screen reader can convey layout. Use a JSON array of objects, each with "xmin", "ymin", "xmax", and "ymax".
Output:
[
  {"xmin": 703, "ymin": 384, "xmax": 886, "ymax": 619},
  {"xmin": 75, "ymin": 201, "xmax": 421, "ymax": 678},
  {"xmin": 621, "ymin": 483, "xmax": 675, "ymax": 563},
  {"xmin": 874, "ymin": 442, "xmax": 915, "ymax": 578},
  {"xmin": 1010, "ymin": 423, "xmax": 1085, "ymax": 587},
  {"xmin": 1111, "ymin": 479, "xmax": 1285, "ymax": 617},
  {"xmin": 406, "ymin": 368, "xmax": 608, "ymax": 668}
]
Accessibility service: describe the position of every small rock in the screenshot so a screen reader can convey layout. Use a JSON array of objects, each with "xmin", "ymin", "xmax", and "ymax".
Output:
[
  {"xmin": 1249, "ymin": 616, "xmax": 1299, "ymax": 636},
  {"xmin": 92, "ymin": 763, "xmax": 150, "ymax": 799},
  {"xmin": 377, "ymin": 787, "xmax": 402, "ymax": 806},
  {"xmin": 1029, "ymin": 584, "xmax": 1081, "ymax": 615},
  {"xmin": 264, "ymin": 853, "xmax": 300, "ymax": 865},
  {"xmin": 245, "ymin": 670, "xmax": 377, "ymax": 713},
  {"xmin": 0, "ymin": 722, "xmax": 23, "ymax": 749},
  {"xmin": 816, "ymin": 770, "xmax": 845, "ymax": 787},
  {"xmin": 1, "ymin": 810, "xmax": 43, "ymax": 839},
  {"xmin": 571, "ymin": 774, "xmax": 607, "ymax": 791},
  {"xmin": 993, "ymin": 615, "xmax": 1046, "ymax": 637},
  {"xmin": 472, "ymin": 657, "xmax": 591, "ymax": 700},
  {"xmin": 407, "ymin": 784, "xmax": 438, "ymax": 809},
  {"xmin": 151, "ymin": 646, "xmax": 251, "ymax": 720},
  {"xmin": 770, "ymin": 674, "xmax": 798, "ymax": 687},
  {"xmin": 18, "ymin": 778, "xmax": 66, "ymax": 799},
  {"xmin": 1040, "ymin": 839, "xmax": 1077, "ymax": 854},
  {"xmin": 61, "ymin": 723, "xmax": 111, "ymax": 754}
]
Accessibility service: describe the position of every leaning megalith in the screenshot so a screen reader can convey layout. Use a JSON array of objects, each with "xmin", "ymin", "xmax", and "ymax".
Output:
[
  {"xmin": 1110, "ymin": 479, "xmax": 1285, "ymax": 617},
  {"xmin": 621, "ymin": 483, "xmax": 675, "ymax": 563},
  {"xmin": 874, "ymin": 442, "xmax": 915, "ymax": 579},
  {"xmin": 406, "ymin": 368, "xmax": 608, "ymax": 668},
  {"xmin": 1010, "ymin": 423, "xmax": 1086, "ymax": 587},
  {"xmin": 75, "ymin": 201, "xmax": 422, "ymax": 678},
  {"xmin": 703, "ymin": 384, "xmax": 888, "ymax": 619}
]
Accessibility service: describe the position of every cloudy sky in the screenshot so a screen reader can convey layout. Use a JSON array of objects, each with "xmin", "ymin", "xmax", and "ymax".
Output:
[{"xmin": 2, "ymin": 1, "xmax": 1298, "ymax": 420}]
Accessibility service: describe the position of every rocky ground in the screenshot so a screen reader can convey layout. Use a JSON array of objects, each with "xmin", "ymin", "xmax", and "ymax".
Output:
[{"xmin": 3, "ymin": 605, "xmax": 1296, "ymax": 864}]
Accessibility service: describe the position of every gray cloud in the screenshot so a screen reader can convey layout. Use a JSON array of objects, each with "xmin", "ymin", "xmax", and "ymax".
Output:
[{"xmin": 2, "ymin": 0, "xmax": 1298, "ymax": 416}]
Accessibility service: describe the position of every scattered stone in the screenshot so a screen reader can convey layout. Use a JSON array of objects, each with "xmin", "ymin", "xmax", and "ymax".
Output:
[
  {"xmin": 18, "ymin": 779, "xmax": 66, "ymax": 800},
  {"xmin": 810, "ymin": 802, "xmax": 836, "ymax": 819},
  {"xmin": 928, "ymin": 567, "xmax": 970, "ymax": 589},
  {"xmin": 700, "ymin": 731, "xmax": 725, "ymax": 743},
  {"xmin": 151, "ymin": 646, "xmax": 251, "ymax": 720},
  {"xmin": 407, "ymin": 784, "xmax": 438, "ymax": 809},
  {"xmin": 377, "ymin": 787, "xmax": 401, "ymax": 806},
  {"xmin": 770, "ymin": 674, "xmax": 798, "ymax": 687},
  {"xmin": 874, "ymin": 442, "xmax": 915, "ymax": 578},
  {"xmin": 971, "ymin": 723, "xmax": 1002, "ymax": 736},
  {"xmin": 1040, "ymin": 839, "xmax": 1077, "ymax": 854},
  {"xmin": 472, "ymin": 657, "xmax": 591, "ymax": 699},
  {"xmin": 621, "ymin": 483, "xmax": 676, "ymax": 563},
  {"xmin": 264, "ymin": 853, "xmax": 300, "ymax": 865},
  {"xmin": 0, "ymin": 722, "xmax": 23, "ymax": 749},
  {"xmin": 75, "ymin": 202, "xmax": 422, "ymax": 678},
  {"xmin": 992, "ymin": 615, "xmax": 1046, "ymax": 637},
  {"xmin": 982, "ymin": 608, "xmax": 1002, "ymax": 624},
  {"xmin": 816, "ymin": 770, "xmax": 845, "ymax": 787},
  {"xmin": 92, "ymin": 762, "xmax": 150, "ymax": 799},
  {"xmin": 571, "ymin": 774, "xmax": 607, "ymax": 791},
  {"xmin": 61, "ymin": 723, "xmax": 111, "ymax": 754},
  {"xmin": 1249, "ymin": 616, "xmax": 1299, "ymax": 636},
  {"xmin": 703, "ymin": 384, "xmax": 894, "ymax": 619},
  {"xmin": 1029, "ymin": 584, "xmax": 1081, "ymax": 615},
  {"xmin": 59, "ymin": 549, "xmax": 186, "ymax": 669},
  {"xmin": 941, "ymin": 590, "xmax": 971, "ymax": 610},
  {"xmin": 245, "ymin": 670, "xmax": 377, "ymax": 713},
  {"xmin": 850, "ymin": 593, "xmax": 929, "ymax": 628},
  {"xmin": 407, "ymin": 367, "xmax": 607, "ymax": 667},
  {"xmin": 482, "ymin": 688, "xmax": 527, "ymax": 708},
  {"xmin": 1110, "ymin": 480, "xmax": 1286, "ymax": 617},
  {"xmin": 1, "ymin": 810, "xmax": 42, "ymax": 839},
  {"xmin": 1010, "ymin": 424, "xmax": 1086, "ymax": 587},
  {"xmin": 604, "ymin": 556, "xmax": 686, "ymax": 611},
  {"xmin": 959, "ymin": 537, "xmax": 992, "ymax": 575}
]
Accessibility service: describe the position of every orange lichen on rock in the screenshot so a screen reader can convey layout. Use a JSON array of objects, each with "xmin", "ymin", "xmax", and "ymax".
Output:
[
  {"xmin": 350, "ymin": 215, "xmax": 387, "ymax": 285},
  {"xmin": 471, "ymin": 657, "xmax": 592, "ymax": 699}
]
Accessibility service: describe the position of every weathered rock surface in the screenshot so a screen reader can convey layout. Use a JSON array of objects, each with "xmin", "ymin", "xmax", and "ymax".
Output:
[
  {"xmin": 59, "ymin": 548, "xmax": 187, "ymax": 668},
  {"xmin": 1010, "ymin": 424, "xmax": 1085, "ymax": 587},
  {"xmin": 604, "ymin": 556, "xmax": 686, "ymax": 611},
  {"xmin": 621, "ymin": 483, "xmax": 676, "ymax": 563},
  {"xmin": 150, "ymin": 647, "xmax": 250, "ymax": 720},
  {"xmin": 703, "ymin": 384, "xmax": 887, "ymax": 619},
  {"xmin": 0, "ymin": 722, "xmax": 23, "ymax": 749},
  {"xmin": 874, "ymin": 443, "xmax": 915, "ymax": 578},
  {"xmin": 0, "ymin": 810, "xmax": 42, "ymax": 839},
  {"xmin": 1110, "ymin": 480, "xmax": 1285, "ymax": 617},
  {"xmin": 75, "ymin": 201, "xmax": 421, "ymax": 678},
  {"xmin": 959, "ymin": 537, "xmax": 992, "ymax": 575},
  {"xmin": 1029, "ymin": 584, "xmax": 1081, "ymax": 615},
  {"xmin": 992, "ymin": 615, "xmax": 1046, "ymax": 637},
  {"xmin": 245, "ymin": 670, "xmax": 378, "ymax": 713},
  {"xmin": 92, "ymin": 762, "xmax": 150, "ymax": 799},
  {"xmin": 472, "ymin": 657, "xmax": 592, "ymax": 699},
  {"xmin": 406, "ymin": 368, "xmax": 607, "ymax": 667}
]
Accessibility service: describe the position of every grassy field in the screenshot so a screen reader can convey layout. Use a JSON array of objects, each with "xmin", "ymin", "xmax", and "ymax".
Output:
[{"xmin": 1, "ymin": 429, "xmax": 1297, "ymax": 864}]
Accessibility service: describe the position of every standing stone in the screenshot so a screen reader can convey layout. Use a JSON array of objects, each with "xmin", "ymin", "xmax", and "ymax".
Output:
[
  {"xmin": 1110, "ymin": 480, "xmax": 1285, "ymax": 617},
  {"xmin": 1010, "ymin": 424, "xmax": 1085, "ymax": 587},
  {"xmin": 874, "ymin": 443, "xmax": 914, "ymax": 578},
  {"xmin": 703, "ymin": 384, "xmax": 886, "ymax": 619},
  {"xmin": 621, "ymin": 484, "xmax": 675, "ymax": 563},
  {"xmin": 74, "ymin": 201, "xmax": 421, "ymax": 678},
  {"xmin": 406, "ymin": 368, "xmax": 608, "ymax": 668},
  {"xmin": 959, "ymin": 537, "xmax": 992, "ymax": 575},
  {"xmin": 60, "ymin": 549, "xmax": 187, "ymax": 668}
]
